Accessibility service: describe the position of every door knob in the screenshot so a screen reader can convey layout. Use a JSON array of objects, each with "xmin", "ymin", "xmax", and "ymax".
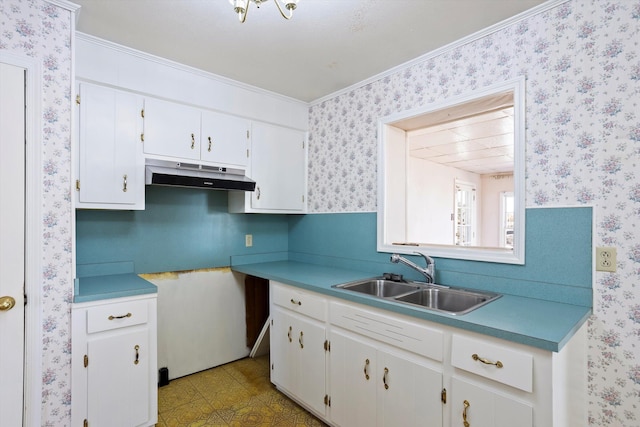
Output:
[{"xmin": 0, "ymin": 296, "xmax": 16, "ymax": 311}]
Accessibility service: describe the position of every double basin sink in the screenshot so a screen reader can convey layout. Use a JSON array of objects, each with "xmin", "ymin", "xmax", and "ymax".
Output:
[{"xmin": 332, "ymin": 278, "xmax": 500, "ymax": 315}]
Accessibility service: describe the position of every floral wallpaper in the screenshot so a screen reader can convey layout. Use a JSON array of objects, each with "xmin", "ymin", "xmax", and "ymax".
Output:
[
  {"xmin": 309, "ymin": 0, "xmax": 640, "ymax": 425},
  {"xmin": 1, "ymin": 0, "xmax": 74, "ymax": 425}
]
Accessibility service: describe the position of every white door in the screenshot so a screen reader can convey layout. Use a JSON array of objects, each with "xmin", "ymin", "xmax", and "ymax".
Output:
[{"xmin": 0, "ymin": 62, "xmax": 26, "ymax": 426}]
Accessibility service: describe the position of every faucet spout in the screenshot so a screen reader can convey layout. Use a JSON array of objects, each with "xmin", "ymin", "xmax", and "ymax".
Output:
[{"xmin": 390, "ymin": 252, "xmax": 435, "ymax": 283}]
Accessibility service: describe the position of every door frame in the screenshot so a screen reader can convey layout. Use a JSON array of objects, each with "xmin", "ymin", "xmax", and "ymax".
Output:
[{"xmin": 1, "ymin": 52, "xmax": 44, "ymax": 427}]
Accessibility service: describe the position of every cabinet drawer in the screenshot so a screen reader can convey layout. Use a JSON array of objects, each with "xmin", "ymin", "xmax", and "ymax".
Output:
[
  {"xmin": 271, "ymin": 282, "xmax": 326, "ymax": 321},
  {"xmin": 87, "ymin": 299, "xmax": 149, "ymax": 333},
  {"xmin": 330, "ymin": 301, "xmax": 443, "ymax": 362},
  {"xmin": 451, "ymin": 334, "xmax": 533, "ymax": 392}
]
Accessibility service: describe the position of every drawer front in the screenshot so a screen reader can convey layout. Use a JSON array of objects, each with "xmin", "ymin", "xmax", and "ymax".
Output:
[
  {"xmin": 87, "ymin": 299, "xmax": 149, "ymax": 333},
  {"xmin": 271, "ymin": 282, "xmax": 327, "ymax": 321},
  {"xmin": 451, "ymin": 334, "xmax": 533, "ymax": 392},
  {"xmin": 330, "ymin": 301, "xmax": 443, "ymax": 362}
]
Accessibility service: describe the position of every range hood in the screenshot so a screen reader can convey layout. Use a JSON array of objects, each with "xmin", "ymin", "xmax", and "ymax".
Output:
[{"xmin": 145, "ymin": 159, "xmax": 256, "ymax": 192}]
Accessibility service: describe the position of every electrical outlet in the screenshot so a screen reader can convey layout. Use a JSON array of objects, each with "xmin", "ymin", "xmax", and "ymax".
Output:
[
  {"xmin": 245, "ymin": 234, "xmax": 253, "ymax": 247},
  {"xmin": 596, "ymin": 246, "xmax": 616, "ymax": 272}
]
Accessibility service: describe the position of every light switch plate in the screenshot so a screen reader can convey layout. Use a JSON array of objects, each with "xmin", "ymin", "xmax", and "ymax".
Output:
[
  {"xmin": 596, "ymin": 247, "xmax": 616, "ymax": 272},
  {"xmin": 245, "ymin": 234, "xmax": 253, "ymax": 247}
]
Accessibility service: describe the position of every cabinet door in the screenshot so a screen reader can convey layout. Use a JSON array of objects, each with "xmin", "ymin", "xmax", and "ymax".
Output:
[
  {"xmin": 250, "ymin": 122, "xmax": 306, "ymax": 211},
  {"xmin": 143, "ymin": 97, "xmax": 201, "ymax": 160},
  {"xmin": 271, "ymin": 307, "xmax": 327, "ymax": 416},
  {"xmin": 329, "ymin": 329, "xmax": 377, "ymax": 427},
  {"xmin": 377, "ymin": 350, "xmax": 443, "ymax": 427},
  {"xmin": 451, "ymin": 377, "xmax": 532, "ymax": 427},
  {"xmin": 87, "ymin": 328, "xmax": 151, "ymax": 427},
  {"xmin": 200, "ymin": 110, "xmax": 249, "ymax": 167},
  {"xmin": 270, "ymin": 307, "xmax": 296, "ymax": 394},
  {"xmin": 77, "ymin": 83, "xmax": 144, "ymax": 209},
  {"xmin": 295, "ymin": 313, "xmax": 326, "ymax": 416}
]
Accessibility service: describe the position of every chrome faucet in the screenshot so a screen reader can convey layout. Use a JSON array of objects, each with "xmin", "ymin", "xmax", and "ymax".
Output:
[{"xmin": 390, "ymin": 252, "xmax": 435, "ymax": 284}]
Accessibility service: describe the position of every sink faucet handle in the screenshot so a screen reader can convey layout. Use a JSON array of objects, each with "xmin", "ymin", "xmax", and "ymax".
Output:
[{"xmin": 413, "ymin": 251, "xmax": 434, "ymax": 266}]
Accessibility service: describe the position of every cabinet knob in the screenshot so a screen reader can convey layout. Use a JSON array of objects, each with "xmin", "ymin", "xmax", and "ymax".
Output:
[{"xmin": 0, "ymin": 296, "xmax": 16, "ymax": 311}]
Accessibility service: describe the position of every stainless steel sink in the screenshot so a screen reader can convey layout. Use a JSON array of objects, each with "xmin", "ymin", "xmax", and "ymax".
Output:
[
  {"xmin": 394, "ymin": 287, "xmax": 500, "ymax": 315},
  {"xmin": 332, "ymin": 277, "xmax": 500, "ymax": 315},
  {"xmin": 334, "ymin": 279, "xmax": 420, "ymax": 298}
]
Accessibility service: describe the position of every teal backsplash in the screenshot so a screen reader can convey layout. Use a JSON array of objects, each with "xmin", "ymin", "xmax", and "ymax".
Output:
[
  {"xmin": 77, "ymin": 187, "xmax": 592, "ymax": 305},
  {"xmin": 287, "ymin": 207, "xmax": 593, "ymax": 306},
  {"xmin": 76, "ymin": 186, "xmax": 290, "ymax": 274}
]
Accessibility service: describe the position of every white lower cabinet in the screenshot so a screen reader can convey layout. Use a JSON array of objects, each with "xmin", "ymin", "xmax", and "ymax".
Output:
[
  {"xmin": 268, "ymin": 282, "xmax": 587, "ymax": 427},
  {"xmin": 329, "ymin": 329, "xmax": 443, "ymax": 427},
  {"xmin": 271, "ymin": 307, "xmax": 327, "ymax": 416},
  {"xmin": 72, "ymin": 295, "xmax": 158, "ymax": 427},
  {"xmin": 270, "ymin": 284, "xmax": 328, "ymax": 418},
  {"xmin": 450, "ymin": 377, "xmax": 532, "ymax": 427}
]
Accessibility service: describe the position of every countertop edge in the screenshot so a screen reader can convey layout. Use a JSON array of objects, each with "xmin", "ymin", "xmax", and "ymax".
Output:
[{"xmin": 232, "ymin": 261, "xmax": 592, "ymax": 352}]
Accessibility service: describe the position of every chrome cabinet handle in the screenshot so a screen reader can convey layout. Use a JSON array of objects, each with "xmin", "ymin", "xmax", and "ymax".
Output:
[
  {"xmin": 287, "ymin": 326, "xmax": 292, "ymax": 343},
  {"xmin": 191, "ymin": 133, "xmax": 195, "ymax": 149},
  {"xmin": 298, "ymin": 331, "xmax": 304, "ymax": 349},
  {"xmin": 208, "ymin": 136, "xmax": 212, "ymax": 152},
  {"xmin": 122, "ymin": 174, "xmax": 128, "ymax": 192},
  {"xmin": 134, "ymin": 345, "xmax": 140, "ymax": 365},
  {"xmin": 256, "ymin": 186, "xmax": 261, "ymax": 200},
  {"xmin": 290, "ymin": 298, "xmax": 301, "ymax": 306},
  {"xmin": 363, "ymin": 359, "xmax": 370, "ymax": 380},
  {"xmin": 463, "ymin": 400, "xmax": 470, "ymax": 427},
  {"xmin": 383, "ymin": 367, "xmax": 389, "ymax": 390},
  {"xmin": 472, "ymin": 353, "xmax": 503, "ymax": 368}
]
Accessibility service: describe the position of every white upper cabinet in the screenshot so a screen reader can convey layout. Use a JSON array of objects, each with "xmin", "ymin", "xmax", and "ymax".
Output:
[
  {"xmin": 200, "ymin": 110, "xmax": 249, "ymax": 168},
  {"xmin": 142, "ymin": 98, "xmax": 250, "ymax": 169},
  {"xmin": 229, "ymin": 122, "xmax": 307, "ymax": 213},
  {"xmin": 76, "ymin": 82, "xmax": 145, "ymax": 210},
  {"xmin": 142, "ymin": 97, "xmax": 201, "ymax": 161}
]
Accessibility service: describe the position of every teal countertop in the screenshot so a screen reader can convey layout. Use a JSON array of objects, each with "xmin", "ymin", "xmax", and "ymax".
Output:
[
  {"xmin": 232, "ymin": 261, "xmax": 591, "ymax": 352},
  {"xmin": 74, "ymin": 273, "xmax": 157, "ymax": 303}
]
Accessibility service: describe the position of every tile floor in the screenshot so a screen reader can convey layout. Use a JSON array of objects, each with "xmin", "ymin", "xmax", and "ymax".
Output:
[{"xmin": 156, "ymin": 355, "xmax": 327, "ymax": 426}]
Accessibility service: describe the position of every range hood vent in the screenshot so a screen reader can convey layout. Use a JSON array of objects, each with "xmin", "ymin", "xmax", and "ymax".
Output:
[{"xmin": 145, "ymin": 159, "xmax": 256, "ymax": 192}]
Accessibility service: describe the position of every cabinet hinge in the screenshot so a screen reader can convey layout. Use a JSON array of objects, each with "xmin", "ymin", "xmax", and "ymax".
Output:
[
  {"xmin": 441, "ymin": 388, "xmax": 447, "ymax": 404},
  {"xmin": 324, "ymin": 394, "xmax": 331, "ymax": 407},
  {"xmin": 324, "ymin": 340, "xmax": 330, "ymax": 352},
  {"xmin": 83, "ymin": 419, "xmax": 88, "ymax": 427},
  {"xmin": 83, "ymin": 354, "xmax": 89, "ymax": 368},
  {"xmin": 246, "ymin": 149, "xmax": 250, "ymax": 158},
  {"xmin": 246, "ymin": 130, "xmax": 250, "ymax": 139},
  {"xmin": 76, "ymin": 94, "xmax": 80, "ymax": 105},
  {"xmin": 75, "ymin": 179, "xmax": 80, "ymax": 191},
  {"xmin": 141, "ymin": 108, "xmax": 145, "ymax": 118},
  {"xmin": 302, "ymin": 195, "xmax": 305, "ymax": 203},
  {"xmin": 302, "ymin": 140, "xmax": 305, "ymax": 149}
]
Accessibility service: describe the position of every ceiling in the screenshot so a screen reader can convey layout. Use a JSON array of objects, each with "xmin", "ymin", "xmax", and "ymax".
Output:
[
  {"xmin": 407, "ymin": 106, "xmax": 514, "ymax": 175},
  {"xmin": 73, "ymin": 0, "xmax": 546, "ymax": 103}
]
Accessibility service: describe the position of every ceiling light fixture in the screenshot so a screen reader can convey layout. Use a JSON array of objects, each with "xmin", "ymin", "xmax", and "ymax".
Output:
[{"xmin": 229, "ymin": 0, "xmax": 299, "ymax": 23}]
